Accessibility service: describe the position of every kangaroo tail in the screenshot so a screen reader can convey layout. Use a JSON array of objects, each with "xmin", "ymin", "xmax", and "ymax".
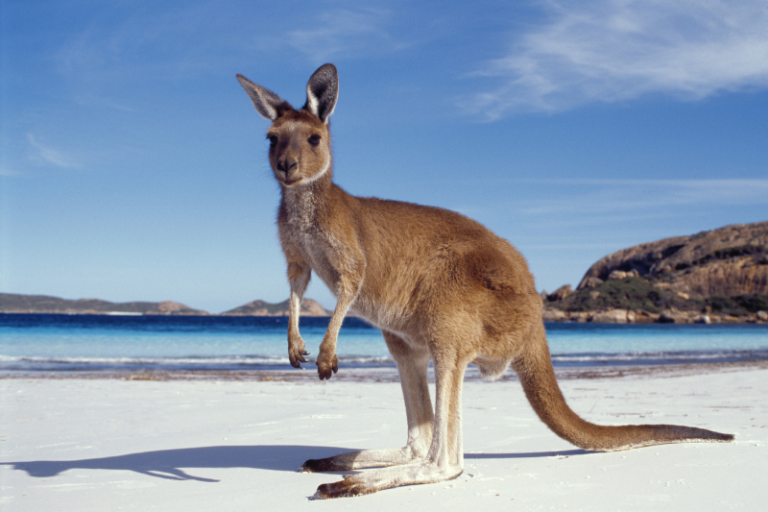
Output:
[{"xmin": 512, "ymin": 324, "xmax": 734, "ymax": 451}]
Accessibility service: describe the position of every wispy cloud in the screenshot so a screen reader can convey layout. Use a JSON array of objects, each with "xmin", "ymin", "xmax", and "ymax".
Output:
[
  {"xmin": 466, "ymin": 0, "xmax": 768, "ymax": 118},
  {"xmin": 53, "ymin": 2, "xmax": 241, "ymax": 109},
  {"xmin": 0, "ymin": 167, "xmax": 20, "ymax": 177},
  {"xmin": 515, "ymin": 178, "xmax": 768, "ymax": 216},
  {"xmin": 27, "ymin": 134, "xmax": 81, "ymax": 169},
  {"xmin": 285, "ymin": 7, "xmax": 408, "ymax": 62},
  {"xmin": 56, "ymin": 2, "xmax": 227, "ymax": 77},
  {"xmin": 53, "ymin": 2, "xmax": 410, "ymax": 108}
]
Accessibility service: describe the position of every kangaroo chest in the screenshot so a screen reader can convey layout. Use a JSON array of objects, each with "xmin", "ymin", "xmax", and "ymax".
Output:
[{"xmin": 279, "ymin": 192, "xmax": 343, "ymax": 295}]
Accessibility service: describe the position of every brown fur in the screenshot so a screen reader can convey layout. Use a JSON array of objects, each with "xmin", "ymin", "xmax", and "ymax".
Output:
[{"xmin": 237, "ymin": 64, "xmax": 734, "ymax": 499}]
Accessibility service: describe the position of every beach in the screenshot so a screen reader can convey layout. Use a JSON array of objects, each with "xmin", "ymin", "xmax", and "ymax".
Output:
[{"xmin": 2, "ymin": 362, "xmax": 767, "ymax": 511}]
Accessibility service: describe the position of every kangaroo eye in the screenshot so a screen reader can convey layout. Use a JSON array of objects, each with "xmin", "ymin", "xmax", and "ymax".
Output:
[
  {"xmin": 308, "ymin": 134, "xmax": 321, "ymax": 147},
  {"xmin": 267, "ymin": 135, "xmax": 278, "ymax": 147}
]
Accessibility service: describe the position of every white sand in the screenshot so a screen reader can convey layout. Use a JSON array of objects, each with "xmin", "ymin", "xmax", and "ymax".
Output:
[{"xmin": 2, "ymin": 367, "xmax": 767, "ymax": 511}]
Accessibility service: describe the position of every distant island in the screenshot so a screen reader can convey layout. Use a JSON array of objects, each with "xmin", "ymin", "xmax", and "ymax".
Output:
[
  {"xmin": 221, "ymin": 298, "xmax": 332, "ymax": 317},
  {"xmin": 0, "ymin": 294, "xmax": 331, "ymax": 317},
  {"xmin": 2, "ymin": 221, "xmax": 766, "ymax": 323},
  {"xmin": 0, "ymin": 294, "xmax": 209, "ymax": 316}
]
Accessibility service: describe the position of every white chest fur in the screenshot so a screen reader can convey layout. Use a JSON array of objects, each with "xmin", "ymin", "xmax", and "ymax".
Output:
[{"xmin": 281, "ymin": 188, "xmax": 340, "ymax": 295}]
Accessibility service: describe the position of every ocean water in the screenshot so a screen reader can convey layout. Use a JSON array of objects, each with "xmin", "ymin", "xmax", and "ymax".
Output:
[{"xmin": 1, "ymin": 314, "xmax": 767, "ymax": 373}]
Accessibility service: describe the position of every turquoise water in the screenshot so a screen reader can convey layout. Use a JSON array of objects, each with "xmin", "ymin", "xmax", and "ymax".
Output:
[{"xmin": 1, "ymin": 314, "xmax": 767, "ymax": 372}]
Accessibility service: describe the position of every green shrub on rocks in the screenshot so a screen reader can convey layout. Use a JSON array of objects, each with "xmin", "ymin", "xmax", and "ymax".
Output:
[
  {"xmin": 566, "ymin": 277, "xmax": 664, "ymax": 313},
  {"xmin": 558, "ymin": 277, "xmax": 767, "ymax": 317},
  {"xmin": 706, "ymin": 294, "xmax": 768, "ymax": 315}
]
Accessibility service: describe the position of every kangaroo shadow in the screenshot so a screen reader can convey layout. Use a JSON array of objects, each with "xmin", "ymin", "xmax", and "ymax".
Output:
[
  {"xmin": 0, "ymin": 445, "xmax": 350, "ymax": 482},
  {"xmin": 2, "ymin": 446, "xmax": 591, "ymax": 483}
]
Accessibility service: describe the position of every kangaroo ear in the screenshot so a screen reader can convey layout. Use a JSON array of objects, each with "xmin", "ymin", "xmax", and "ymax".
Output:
[
  {"xmin": 236, "ymin": 74, "xmax": 293, "ymax": 121},
  {"xmin": 304, "ymin": 63, "xmax": 338, "ymax": 124}
]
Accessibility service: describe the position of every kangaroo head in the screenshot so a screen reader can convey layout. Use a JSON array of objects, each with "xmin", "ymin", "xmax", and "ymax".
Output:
[{"xmin": 237, "ymin": 64, "xmax": 339, "ymax": 187}]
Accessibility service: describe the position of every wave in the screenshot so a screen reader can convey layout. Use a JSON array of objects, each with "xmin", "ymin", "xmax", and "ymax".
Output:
[
  {"xmin": 552, "ymin": 348, "xmax": 768, "ymax": 367},
  {"xmin": 0, "ymin": 354, "xmax": 396, "ymax": 372},
  {"xmin": 2, "ymin": 348, "xmax": 767, "ymax": 373}
]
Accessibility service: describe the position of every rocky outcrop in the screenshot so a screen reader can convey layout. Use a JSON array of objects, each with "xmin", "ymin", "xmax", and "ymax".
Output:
[
  {"xmin": 548, "ymin": 285, "xmax": 573, "ymax": 301},
  {"xmin": 0, "ymin": 293, "xmax": 208, "ymax": 315},
  {"xmin": 576, "ymin": 221, "xmax": 768, "ymax": 299},
  {"xmin": 222, "ymin": 298, "xmax": 331, "ymax": 317},
  {"xmin": 544, "ymin": 221, "xmax": 768, "ymax": 323}
]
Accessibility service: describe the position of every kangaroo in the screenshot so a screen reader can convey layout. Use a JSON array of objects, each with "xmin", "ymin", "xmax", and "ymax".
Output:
[{"xmin": 236, "ymin": 64, "xmax": 734, "ymax": 499}]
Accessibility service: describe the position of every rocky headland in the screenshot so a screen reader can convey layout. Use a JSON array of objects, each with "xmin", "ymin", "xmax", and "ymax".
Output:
[{"xmin": 542, "ymin": 221, "xmax": 768, "ymax": 323}]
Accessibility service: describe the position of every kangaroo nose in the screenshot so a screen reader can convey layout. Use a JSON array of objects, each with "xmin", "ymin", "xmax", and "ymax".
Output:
[{"xmin": 277, "ymin": 158, "xmax": 298, "ymax": 176}]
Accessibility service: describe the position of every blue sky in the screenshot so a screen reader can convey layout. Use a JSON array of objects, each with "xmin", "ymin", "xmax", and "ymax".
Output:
[{"xmin": 1, "ymin": 0, "xmax": 767, "ymax": 313}]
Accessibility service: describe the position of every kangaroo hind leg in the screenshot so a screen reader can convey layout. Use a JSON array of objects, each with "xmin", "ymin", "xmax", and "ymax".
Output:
[
  {"xmin": 311, "ymin": 343, "xmax": 467, "ymax": 499},
  {"xmin": 300, "ymin": 331, "xmax": 434, "ymax": 472}
]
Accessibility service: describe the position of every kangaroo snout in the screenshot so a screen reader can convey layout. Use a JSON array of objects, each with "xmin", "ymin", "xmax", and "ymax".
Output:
[{"xmin": 276, "ymin": 157, "xmax": 298, "ymax": 178}]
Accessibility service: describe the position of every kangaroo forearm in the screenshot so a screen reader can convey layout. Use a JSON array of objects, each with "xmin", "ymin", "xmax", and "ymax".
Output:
[
  {"xmin": 287, "ymin": 263, "xmax": 311, "ymax": 368},
  {"xmin": 317, "ymin": 274, "xmax": 361, "ymax": 379}
]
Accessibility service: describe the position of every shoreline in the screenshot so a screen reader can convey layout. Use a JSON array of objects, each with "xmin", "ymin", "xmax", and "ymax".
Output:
[
  {"xmin": 542, "ymin": 307, "xmax": 768, "ymax": 324},
  {"xmin": 3, "ymin": 359, "xmax": 767, "ymax": 382}
]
